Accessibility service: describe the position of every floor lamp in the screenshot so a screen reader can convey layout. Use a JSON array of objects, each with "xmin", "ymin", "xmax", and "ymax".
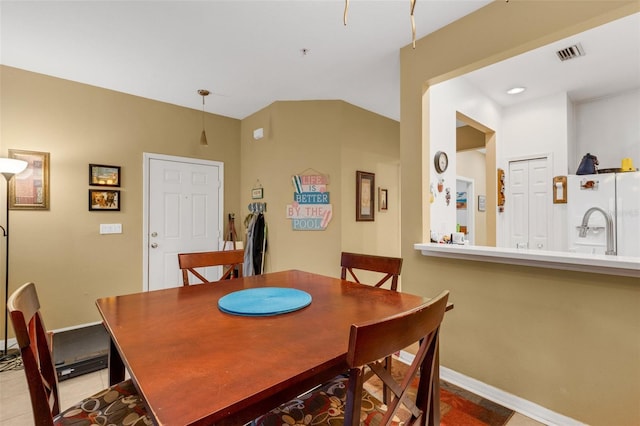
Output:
[{"xmin": 0, "ymin": 158, "xmax": 28, "ymax": 361}]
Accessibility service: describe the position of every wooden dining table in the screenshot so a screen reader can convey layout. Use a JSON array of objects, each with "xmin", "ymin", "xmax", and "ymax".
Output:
[{"xmin": 96, "ymin": 269, "xmax": 446, "ymax": 425}]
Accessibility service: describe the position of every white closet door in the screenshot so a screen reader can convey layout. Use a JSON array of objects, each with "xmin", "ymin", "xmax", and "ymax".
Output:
[
  {"xmin": 508, "ymin": 158, "xmax": 550, "ymax": 250},
  {"xmin": 528, "ymin": 158, "xmax": 550, "ymax": 250},
  {"xmin": 509, "ymin": 161, "xmax": 529, "ymax": 248}
]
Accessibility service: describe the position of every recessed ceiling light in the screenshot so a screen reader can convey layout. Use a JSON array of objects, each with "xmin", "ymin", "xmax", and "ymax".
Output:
[{"xmin": 506, "ymin": 87, "xmax": 526, "ymax": 95}]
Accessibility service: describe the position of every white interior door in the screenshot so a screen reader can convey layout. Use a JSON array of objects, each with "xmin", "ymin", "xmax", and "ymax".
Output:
[
  {"xmin": 455, "ymin": 177, "xmax": 475, "ymax": 244},
  {"xmin": 144, "ymin": 153, "xmax": 223, "ymax": 291},
  {"xmin": 508, "ymin": 157, "xmax": 550, "ymax": 250},
  {"xmin": 528, "ymin": 158, "xmax": 550, "ymax": 250},
  {"xmin": 509, "ymin": 161, "xmax": 528, "ymax": 248}
]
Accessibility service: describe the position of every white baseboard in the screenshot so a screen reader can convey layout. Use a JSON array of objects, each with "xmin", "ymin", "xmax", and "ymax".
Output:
[
  {"xmin": 1, "ymin": 337, "xmax": 18, "ymax": 351},
  {"xmin": 398, "ymin": 351, "xmax": 586, "ymax": 426}
]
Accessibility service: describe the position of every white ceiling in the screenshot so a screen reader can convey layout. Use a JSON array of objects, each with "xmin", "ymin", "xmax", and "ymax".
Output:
[
  {"xmin": 0, "ymin": 0, "xmax": 491, "ymax": 121},
  {"xmin": 1, "ymin": 1, "xmax": 638, "ymax": 121},
  {"xmin": 460, "ymin": 11, "xmax": 640, "ymax": 108}
]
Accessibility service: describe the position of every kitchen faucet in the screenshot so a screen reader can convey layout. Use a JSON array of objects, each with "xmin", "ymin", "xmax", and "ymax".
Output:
[{"xmin": 579, "ymin": 207, "xmax": 616, "ymax": 255}]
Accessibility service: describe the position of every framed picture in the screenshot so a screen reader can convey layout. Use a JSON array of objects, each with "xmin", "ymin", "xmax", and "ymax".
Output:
[
  {"xmin": 356, "ymin": 170, "xmax": 375, "ymax": 221},
  {"xmin": 89, "ymin": 189, "xmax": 120, "ymax": 211},
  {"xmin": 89, "ymin": 164, "xmax": 121, "ymax": 187},
  {"xmin": 379, "ymin": 187, "xmax": 388, "ymax": 211},
  {"xmin": 251, "ymin": 187, "xmax": 264, "ymax": 199},
  {"xmin": 456, "ymin": 192, "xmax": 467, "ymax": 210},
  {"xmin": 8, "ymin": 149, "xmax": 50, "ymax": 210}
]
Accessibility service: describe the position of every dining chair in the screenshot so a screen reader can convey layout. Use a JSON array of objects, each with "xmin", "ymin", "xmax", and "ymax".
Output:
[
  {"xmin": 7, "ymin": 282, "xmax": 150, "ymax": 426},
  {"xmin": 253, "ymin": 290, "xmax": 450, "ymax": 426},
  {"xmin": 340, "ymin": 251, "xmax": 403, "ymax": 291},
  {"xmin": 178, "ymin": 249, "xmax": 244, "ymax": 286}
]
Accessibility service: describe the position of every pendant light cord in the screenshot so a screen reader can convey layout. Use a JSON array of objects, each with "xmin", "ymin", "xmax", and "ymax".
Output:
[
  {"xmin": 202, "ymin": 95, "xmax": 205, "ymax": 130},
  {"xmin": 197, "ymin": 89, "xmax": 210, "ymax": 146}
]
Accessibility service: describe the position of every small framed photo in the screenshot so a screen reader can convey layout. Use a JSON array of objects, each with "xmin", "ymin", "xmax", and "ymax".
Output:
[
  {"xmin": 8, "ymin": 149, "xmax": 50, "ymax": 210},
  {"xmin": 89, "ymin": 189, "xmax": 120, "ymax": 211},
  {"xmin": 378, "ymin": 188, "xmax": 388, "ymax": 211},
  {"xmin": 356, "ymin": 171, "xmax": 375, "ymax": 221},
  {"xmin": 89, "ymin": 164, "xmax": 121, "ymax": 187},
  {"xmin": 456, "ymin": 192, "xmax": 467, "ymax": 210},
  {"xmin": 251, "ymin": 187, "xmax": 264, "ymax": 199}
]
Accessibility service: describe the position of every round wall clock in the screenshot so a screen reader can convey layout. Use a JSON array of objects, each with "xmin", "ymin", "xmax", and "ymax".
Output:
[{"xmin": 434, "ymin": 151, "xmax": 448, "ymax": 174}]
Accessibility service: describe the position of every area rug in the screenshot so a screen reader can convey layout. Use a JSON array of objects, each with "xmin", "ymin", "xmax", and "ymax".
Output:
[{"xmin": 364, "ymin": 358, "xmax": 514, "ymax": 426}]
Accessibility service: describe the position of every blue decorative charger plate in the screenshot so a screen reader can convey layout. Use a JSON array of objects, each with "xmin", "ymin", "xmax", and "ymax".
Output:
[{"xmin": 218, "ymin": 287, "xmax": 312, "ymax": 316}]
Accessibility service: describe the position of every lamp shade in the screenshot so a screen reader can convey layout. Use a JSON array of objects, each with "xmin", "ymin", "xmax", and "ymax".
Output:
[{"xmin": 0, "ymin": 158, "xmax": 28, "ymax": 176}]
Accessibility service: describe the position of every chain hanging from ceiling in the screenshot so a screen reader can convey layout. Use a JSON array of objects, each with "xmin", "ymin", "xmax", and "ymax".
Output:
[{"xmin": 343, "ymin": 0, "xmax": 418, "ymax": 49}]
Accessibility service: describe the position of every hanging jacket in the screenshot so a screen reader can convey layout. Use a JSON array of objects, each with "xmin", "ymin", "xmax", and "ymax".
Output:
[
  {"xmin": 252, "ymin": 213, "xmax": 267, "ymax": 274},
  {"xmin": 243, "ymin": 213, "xmax": 257, "ymax": 276}
]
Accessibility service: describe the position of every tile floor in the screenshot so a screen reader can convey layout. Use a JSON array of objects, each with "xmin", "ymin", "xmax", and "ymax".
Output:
[{"xmin": 0, "ymin": 364, "xmax": 547, "ymax": 425}]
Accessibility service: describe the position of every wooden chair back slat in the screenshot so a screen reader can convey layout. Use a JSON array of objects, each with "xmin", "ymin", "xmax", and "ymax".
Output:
[
  {"xmin": 255, "ymin": 290, "xmax": 450, "ymax": 426},
  {"xmin": 340, "ymin": 252, "xmax": 403, "ymax": 291},
  {"xmin": 8, "ymin": 282, "xmax": 150, "ymax": 426},
  {"xmin": 7, "ymin": 282, "xmax": 60, "ymax": 426},
  {"xmin": 178, "ymin": 249, "xmax": 244, "ymax": 286},
  {"xmin": 344, "ymin": 290, "xmax": 450, "ymax": 426}
]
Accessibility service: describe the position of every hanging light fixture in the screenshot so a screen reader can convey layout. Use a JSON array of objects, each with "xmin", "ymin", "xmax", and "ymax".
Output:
[{"xmin": 198, "ymin": 89, "xmax": 210, "ymax": 146}]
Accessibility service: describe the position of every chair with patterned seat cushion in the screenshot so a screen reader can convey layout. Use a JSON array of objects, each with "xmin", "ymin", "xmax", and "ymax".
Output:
[
  {"xmin": 254, "ymin": 290, "xmax": 450, "ymax": 426},
  {"xmin": 7, "ymin": 282, "xmax": 151, "ymax": 426},
  {"xmin": 341, "ymin": 251, "xmax": 404, "ymax": 403},
  {"xmin": 178, "ymin": 249, "xmax": 244, "ymax": 286},
  {"xmin": 340, "ymin": 252, "xmax": 403, "ymax": 291}
]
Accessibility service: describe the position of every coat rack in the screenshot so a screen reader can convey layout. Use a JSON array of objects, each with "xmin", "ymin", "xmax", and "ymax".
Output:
[{"xmin": 248, "ymin": 202, "xmax": 267, "ymax": 214}]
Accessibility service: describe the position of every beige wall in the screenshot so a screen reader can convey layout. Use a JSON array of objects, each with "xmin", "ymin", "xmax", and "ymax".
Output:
[
  {"xmin": 3, "ymin": 2, "xmax": 639, "ymax": 424},
  {"xmin": 400, "ymin": 2, "xmax": 640, "ymax": 425},
  {"xmin": 1, "ymin": 68, "xmax": 400, "ymax": 334},
  {"xmin": 456, "ymin": 125, "xmax": 485, "ymax": 151},
  {"xmin": 240, "ymin": 100, "xmax": 400, "ymax": 277},
  {"xmin": 0, "ymin": 66, "xmax": 242, "ymax": 329}
]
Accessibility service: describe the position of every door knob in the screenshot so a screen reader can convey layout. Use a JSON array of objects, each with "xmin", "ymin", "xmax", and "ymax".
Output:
[{"xmin": 150, "ymin": 243, "xmax": 158, "ymax": 249}]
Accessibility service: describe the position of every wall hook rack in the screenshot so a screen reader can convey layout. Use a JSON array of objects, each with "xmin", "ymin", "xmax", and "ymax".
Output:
[{"xmin": 248, "ymin": 202, "xmax": 267, "ymax": 213}]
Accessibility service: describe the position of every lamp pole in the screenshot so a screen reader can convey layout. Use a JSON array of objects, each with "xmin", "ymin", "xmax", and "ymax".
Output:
[
  {"xmin": 1, "ymin": 173, "xmax": 12, "ymax": 358},
  {"xmin": 0, "ymin": 158, "xmax": 27, "ymax": 360}
]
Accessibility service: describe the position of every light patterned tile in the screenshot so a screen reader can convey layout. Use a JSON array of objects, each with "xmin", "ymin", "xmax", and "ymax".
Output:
[
  {"xmin": 0, "ymin": 392, "xmax": 31, "ymax": 423},
  {"xmin": 0, "ymin": 368, "xmax": 28, "ymax": 402},
  {"xmin": 1, "ymin": 367, "xmax": 110, "ymax": 425},
  {"xmin": 58, "ymin": 371, "xmax": 105, "ymax": 410},
  {"xmin": 1, "ymin": 411, "xmax": 34, "ymax": 426},
  {"xmin": 0, "ymin": 368, "xmax": 32, "ymax": 424},
  {"xmin": 99, "ymin": 368, "xmax": 109, "ymax": 388}
]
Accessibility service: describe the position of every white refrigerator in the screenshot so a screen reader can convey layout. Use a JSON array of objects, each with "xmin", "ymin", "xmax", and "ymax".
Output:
[{"xmin": 567, "ymin": 171, "xmax": 640, "ymax": 257}]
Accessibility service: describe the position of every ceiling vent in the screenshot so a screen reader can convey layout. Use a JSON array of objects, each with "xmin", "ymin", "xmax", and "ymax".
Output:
[{"xmin": 556, "ymin": 43, "xmax": 585, "ymax": 61}]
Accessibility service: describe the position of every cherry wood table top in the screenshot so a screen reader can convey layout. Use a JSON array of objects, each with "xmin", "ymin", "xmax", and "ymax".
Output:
[{"xmin": 96, "ymin": 270, "xmax": 433, "ymax": 426}]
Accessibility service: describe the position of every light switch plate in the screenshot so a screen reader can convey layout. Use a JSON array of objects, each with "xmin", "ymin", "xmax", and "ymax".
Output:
[{"xmin": 100, "ymin": 223, "xmax": 122, "ymax": 234}]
